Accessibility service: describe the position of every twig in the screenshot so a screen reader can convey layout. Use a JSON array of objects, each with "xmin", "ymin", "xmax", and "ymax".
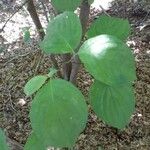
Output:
[
  {"xmin": 3, "ymin": 52, "xmax": 31, "ymax": 66},
  {"xmin": 69, "ymin": 55, "xmax": 81, "ymax": 84},
  {"xmin": 59, "ymin": 53, "xmax": 79, "ymax": 64},
  {"xmin": 79, "ymin": 0, "xmax": 91, "ymax": 36},
  {"xmin": 69, "ymin": 0, "xmax": 90, "ymax": 84},
  {"xmin": 27, "ymin": 0, "xmax": 60, "ymax": 76},
  {"xmin": 39, "ymin": 0, "xmax": 49, "ymax": 23},
  {"xmin": 6, "ymin": 137, "xmax": 23, "ymax": 150},
  {"xmin": 62, "ymin": 54, "xmax": 72, "ymax": 80},
  {"xmin": 0, "ymin": 0, "xmax": 29, "ymax": 32},
  {"xmin": 50, "ymin": 54, "xmax": 62, "ymax": 78},
  {"xmin": 27, "ymin": 0, "xmax": 45, "ymax": 40},
  {"xmin": 34, "ymin": 51, "xmax": 62, "ymax": 78},
  {"xmin": 34, "ymin": 51, "xmax": 45, "ymax": 74},
  {"xmin": 99, "ymin": 5, "xmax": 111, "ymax": 17},
  {"xmin": 7, "ymin": 88, "xmax": 17, "ymax": 113},
  {"xmin": 142, "ymin": 11, "xmax": 150, "ymax": 23},
  {"xmin": 47, "ymin": 7, "xmax": 71, "ymax": 80}
]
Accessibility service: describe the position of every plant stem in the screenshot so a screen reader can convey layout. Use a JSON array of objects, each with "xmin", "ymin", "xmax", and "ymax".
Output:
[
  {"xmin": 62, "ymin": 54, "xmax": 72, "ymax": 80},
  {"xmin": 27, "ymin": 0, "xmax": 45, "ymax": 74},
  {"xmin": 69, "ymin": 0, "xmax": 90, "ymax": 84},
  {"xmin": 39, "ymin": 0, "xmax": 49, "ymax": 23},
  {"xmin": 51, "ymin": 54, "xmax": 62, "ymax": 78},
  {"xmin": 0, "ymin": 0, "xmax": 29, "ymax": 33},
  {"xmin": 27, "ymin": 0, "xmax": 61, "ymax": 76},
  {"xmin": 27, "ymin": 0, "xmax": 45, "ymax": 40},
  {"xmin": 69, "ymin": 55, "xmax": 81, "ymax": 84},
  {"xmin": 79, "ymin": 0, "xmax": 91, "ymax": 36}
]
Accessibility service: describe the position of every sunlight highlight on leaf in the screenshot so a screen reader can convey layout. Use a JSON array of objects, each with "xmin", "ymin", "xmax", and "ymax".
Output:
[{"xmin": 86, "ymin": 35, "xmax": 117, "ymax": 57}]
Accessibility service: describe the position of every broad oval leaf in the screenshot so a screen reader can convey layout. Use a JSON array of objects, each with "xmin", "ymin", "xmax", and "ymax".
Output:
[
  {"xmin": 51, "ymin": 0, "xmax": 81, "ymax": 12},
  {"xmin": 87, "ymin": 15, "xmax": 131, "ymax": 41},
  {"xmin": 30, "ymin": 79, "xmax": 88, "ymax": 148},
  {"xmin": 78, "ymin": 35, "xmax": 136, "ymax": 86},
  {"xmin": 24, "ymin": 132, "xmax": 44, "ymax": 150},
  {"xmin": 40, "ymin": 12, "xmax": 82, "ymax": 54},
  {"xmin": 24, "ymin": 75, "xmax": 48, "ymax": 96},
  {"xmin": 89, "ymin": 80, "xmax": 135, "ymax": 129},
  {"xmin": 0, "ymin": 129, "xmax": 9, "ymax": 150}
]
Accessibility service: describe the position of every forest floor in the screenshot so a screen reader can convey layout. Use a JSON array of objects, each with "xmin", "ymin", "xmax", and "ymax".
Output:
[{"xmin": 0, "ymin": 0, "xmax": 150, "ymax": 150}]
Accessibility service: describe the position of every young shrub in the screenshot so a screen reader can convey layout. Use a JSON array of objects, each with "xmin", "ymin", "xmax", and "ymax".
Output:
[{"xmin": 23, "ymin": 1, "xmax": 136, "ymax": 149}]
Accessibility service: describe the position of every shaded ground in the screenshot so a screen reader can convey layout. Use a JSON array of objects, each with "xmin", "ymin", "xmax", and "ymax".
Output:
[{"xmin": 0, "ymin": 0, "xmax": 150, "ymax": 149}]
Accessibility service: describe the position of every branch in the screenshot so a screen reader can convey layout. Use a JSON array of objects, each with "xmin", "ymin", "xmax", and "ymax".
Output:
[
  {"xmin": 69, "ymin": 55, "xmax": 81, "ymax": 84},
  {"xmin": 26, "ymin": 0, "xmax": 60, "ymax": 77},
  {"xmin": 3, "ymin": 52, "xmax": 31, "ymax": 66},
  {"xmin": 50, "ymin": 54, "xmax": 62, "ymax": 78},
  {"xmin": 62, "ymin": 54, "xmax": 72, "ymax": 80},
  {"xmin": 79, "ymin": 0, "xmax": 91, "ymax": 36},
  {"xmin": 34, "ymin": 50, "xmax": 62, "ymax": 78},
  {"xmin": 7, "ymin": 137, "xmax": 23, "ymax": 150},
  {"xmin": 39, "ymin": 0, "xmax": 49, "ymax": 23},
  {"xmin": 99, "ymin": 5, "xmax": 110, "ymax": 17},
  {"xmin": 49, "ymin": 7, "xmax": 72, "ymax": 80},
  {"xmin": 69, "ymin": 0, "xmax": 90, "ymax": 84},
  {"xmin": 0, "ymin": 0, "xmax": 28, "ymax": 33},
  {"xmin": 27, "ymin": 0, "xmax": 45, "ymax": 40}
]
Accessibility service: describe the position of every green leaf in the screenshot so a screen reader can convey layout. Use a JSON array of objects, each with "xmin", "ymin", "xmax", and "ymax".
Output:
[
  {"xmin": 78, "ymin": 35, "xmax": 136, "ymax": 86},
  {"xmin": 89, "ymin": 80, "xmax": 135, "ymax": 129},
  {"xmin": 87, "ymin": 15, "xmax": 131, "ymax": 41},
  {"xmin": 0, "ymin": 129, "xmax": 9, "ymax": 150},
  {"xmin": 30, "ymin": 79, "xmax": 88, "ymax": 148},
  {"xmin": 24, "ymin": 75, "xmax": 48, "ymax": 96},
  {"xmin": 40, "ymin": 12, "xmax": 82, "ymax": 54},
  {"xmin": 24, "ymin": 132, "xmax": 45, "ymax": 150},
  {"xmin": 51, "ymin": 0, "xmax": 81, "ymax": 12}
]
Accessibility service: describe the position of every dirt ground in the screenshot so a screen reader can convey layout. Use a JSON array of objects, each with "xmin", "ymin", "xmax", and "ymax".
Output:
[{"xmin": 0, "ymin": 0, "xmax": 150, "ymax": 150}]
